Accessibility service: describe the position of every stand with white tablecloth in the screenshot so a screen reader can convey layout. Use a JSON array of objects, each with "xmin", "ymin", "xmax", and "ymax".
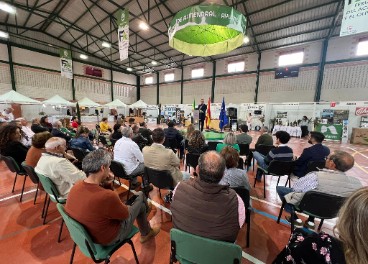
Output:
[{"xmin": 272, "ymin": 125, "xmax": 302, "ymax": 138}]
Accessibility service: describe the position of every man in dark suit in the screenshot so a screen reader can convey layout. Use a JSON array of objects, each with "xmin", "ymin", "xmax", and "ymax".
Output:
[
  {"xmin": 293, "ymin": 131, "xmax": 330, "ymax": 177},
  {"xmin": 197, "ymin": 98, "xmax": 207, "ymax": 132},
  {"xmin": 139, "ymin": 122, "xmax": 153, "ymax": 145},
  {"xmin": 51, "ymin": 121, "xmax": 71, "ymax": 142}
]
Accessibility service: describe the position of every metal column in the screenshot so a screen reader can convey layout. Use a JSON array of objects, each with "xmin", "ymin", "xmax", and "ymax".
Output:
[{"xmin": 7, "ymin": 43, "xmax": 16, "ymax": 91}]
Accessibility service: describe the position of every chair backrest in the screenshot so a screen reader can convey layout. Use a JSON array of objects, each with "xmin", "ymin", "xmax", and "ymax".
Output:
[
  {"xmin": 170, "ymin": 228, "xmax": 242, "ymax": 264},
  {"xmin": 185, "ymin": 153, "xmax": 200, "ymax": 168},
  {"xmin": 57, "ymin": 203, "xmax": 97, "ymax": 257},
  {"xmin": 2, "ymin": 156, "xmax": 22, "ymax": 173},
  {"xmin": 298, "ymin": 191, "xmax": 346, "ymax": 219},
  {"xmin": 255, "ymin": 144, "xmax": 275, "ymax": 156},
  {"xmin": 21, "ymin": 163, "xmax": 39, "ymax": 184},
  {"xmin": 110, "ymin": 160, "xmax": 129, "ymax": 179},
  {"xmin": 207, "ymin": 141, "xmax": 220, "ymax": 151},
  {"xmin": 163, "ymin": 138, "xmax": 179, "ymax": 151},
  {"xmin": 99, "ymin": 135, "xmax": 108, "ymax": 145},
  {"xmin": 232, "ymin": 187, "xmax": 250, "ymax": 209},
  {"xmin": 238, "ymin": 144, "xmax": 250, "ymax": 156},
  {"xmin": 306, "ymin": 160, "xmax": 326, "ymax": 174},
  {"xmin": 37, "ymin": 172, "xmax": 62, "ymax": 202},
  {"xmin": 267, "ymin": 160, "xmax": 295, "ymax": 176},
  {"xmin": 144, "ymin": 167, "xmax": 174, "ymax": 190},
  {"xmin": 71, "ymin": 148, "xmax": 87, "ymax": 161}
]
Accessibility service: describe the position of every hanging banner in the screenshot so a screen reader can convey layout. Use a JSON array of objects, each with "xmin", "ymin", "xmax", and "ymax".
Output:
[
  {"xmin": 315, "ymin": 124, "xmax": 343, "ymax": 141},
  {"xmin": 116, "ymin": 9, "xmax": 129, "ymax": 61},
  {"xmin": 59, "ymin": 48, "xmax": 73, "ymax": 79},
  {"xmin": 340, "ymin": 0, "xmax": 368, "ymax": 36}
]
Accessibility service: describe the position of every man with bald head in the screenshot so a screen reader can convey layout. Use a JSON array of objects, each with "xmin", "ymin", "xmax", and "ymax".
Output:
[
  {"xmin": 35, "ymin": 137, "xmax": 86, "ymax": 198},
  {"xmin": 277, "ymin": 150, "xmax": 362, "ymax": 228},
  {"xmin": 171, "ymin": 151, "xmax": 245, "ymax": 242}
]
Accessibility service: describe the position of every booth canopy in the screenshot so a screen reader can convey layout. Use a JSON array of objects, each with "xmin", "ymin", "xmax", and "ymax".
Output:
[
  {"xmin": 104, "ymin": 99, "xmax": 127, "ymax": 109},
  {"xmin": 43, "ymin": 95, "xmax": 75, "ymax": 107},
  {"xmin": 130, "ymin": 100, "xmax": 147, "ymax": 109},
  {"xmin": 0, "ymin": 90, "xmax": 41, "ymax": 104},
  {"xmin": 77, "ymin": 97, "xmax": 100, "ymax": 107}
]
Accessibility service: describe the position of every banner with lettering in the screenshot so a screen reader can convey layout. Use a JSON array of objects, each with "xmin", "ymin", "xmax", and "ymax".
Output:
[
  {"xmin": 116, "ymin": 9, "xmax": 129, "ymax": 61},
  {"xmin": 340, "ymin": 0, "xmax": 368, "ymax": 36},
  {"xmin": 59, "ymin": 48, "xmax": 73, "ymax": 79},
  {"xmin": 315, "ymin": 124, "xmax": 343, "ymax": 141},
  {"xmin": 355, "ymin": 107, "xmax": 368, "ymax": 116}
]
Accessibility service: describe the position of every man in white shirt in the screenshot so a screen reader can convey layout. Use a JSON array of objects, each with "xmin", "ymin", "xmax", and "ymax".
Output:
[
  {"xmin": 2, "ymin": 107, "xmax": 14, "ymax": 121},
  {"xmin": 114, "ymin": 126, "xmax": 148, "ymax": 189},
  {"xmin": 16, "ymin": 117, "xmax": 34, "ymax": 147},
  {"xmin": 35, "ymin": 137, "xmax": 86, "ymax": 199}
]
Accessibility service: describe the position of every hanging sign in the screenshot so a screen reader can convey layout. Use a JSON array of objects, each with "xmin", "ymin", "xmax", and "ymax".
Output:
[
  {"xmin": 355, "ymin": 107, "xmax": 368, "ymax": 116},
  {"xmin": 116, "ymin": 9, "xmax": 129, "ymax": 61},
  {"xmin": 315, "ymin": 124, "xmax": 343, "ymax": 141},
  {"xmin": 59, "ymin": 48, "xmax": 73, "ymax": 79},
  {"xmin": 340, "ymin": 0, "xmax": 368, "ymax": 36},
  {"xmin": 330, "ymin": 102, "xmax": 336, "ymax": 107}
]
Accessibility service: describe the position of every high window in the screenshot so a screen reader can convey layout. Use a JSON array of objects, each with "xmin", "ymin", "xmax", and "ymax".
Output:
[
  {"xmin": 145, "ymin": 76, "xmax": 153, "ymax": 84},
  {"xmin": 278, "ymin": 51, "xmax": 304, "ymax": 66},
  {"xmin": 228, "ymin": 61, "xmax": 245, "ymax": 73},
  {"xmin": 191, "ymin": 68, "xmax": 204, "ymax": 78},
  {"xmin": 164, "ymin": 73, "xmax": 174, "ymax": 82},
  {"xmin": 357, "ymin": 40, "xmax": 368, "ymax": 56}
]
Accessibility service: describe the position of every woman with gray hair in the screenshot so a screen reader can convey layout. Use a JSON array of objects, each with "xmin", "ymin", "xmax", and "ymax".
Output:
[{"xmin": 215, "ymin": 132, "xmax": 240, "ymax": 153}]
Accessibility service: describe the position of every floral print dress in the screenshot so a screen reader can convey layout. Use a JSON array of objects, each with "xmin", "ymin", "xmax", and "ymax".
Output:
[{"xmin": 273, "ymin": 228, "xmax": 346, "ymax": 264}]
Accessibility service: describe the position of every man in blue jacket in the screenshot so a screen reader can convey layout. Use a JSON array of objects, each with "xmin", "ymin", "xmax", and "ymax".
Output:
[{"xmin": 293, "ymin": 131, "xmax": 330, "ymax": 177}]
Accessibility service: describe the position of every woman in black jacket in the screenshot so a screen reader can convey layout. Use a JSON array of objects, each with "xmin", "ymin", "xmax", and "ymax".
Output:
[{"xmin": 0, "ymin": 124, "xmax": 28, "ymax": 168}]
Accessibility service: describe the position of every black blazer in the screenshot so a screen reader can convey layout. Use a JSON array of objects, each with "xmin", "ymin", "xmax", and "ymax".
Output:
[{"xmin": 51, "ymin": 128, "xmax": 71, "ymax": 142}]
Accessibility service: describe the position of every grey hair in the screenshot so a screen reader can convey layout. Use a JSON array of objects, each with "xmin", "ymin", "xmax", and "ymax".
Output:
[
  {"xmin": 45, "ymin": 137, "xmax": 66, "ymax": 150},
  {"xmin": 82, "ymin": 149, "xmax": 112, "ymax": 175},
  {"xmin": 224, "ymin": 132, "xmax": 236, "ymax": 145},
  {"xmin": 52, "ymin": 121, "xmax": 62, "ymax": 128},
  {"xmin": 121, "ymin": 126, "xmax": 133, "ymax": 138},
  {"xmin": 263, "ymin": 126, "xmax": 269, "ymax": 132}
]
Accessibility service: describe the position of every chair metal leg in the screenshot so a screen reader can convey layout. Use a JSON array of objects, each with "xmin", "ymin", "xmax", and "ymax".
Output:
[
  {"xmin": 277, "ymin": 200, "xmax": 285, "ymax": 224},
  {"xmin": 33, "ymin": 183, "xmax": 40, "ymax": 205},
  {"xmin": 12, "ymin": 173, "xmax": 18, "ymax": 193},
  {"xmin": 317, "ymin": 219, "xmax": 324, "ymax": 231},
  {"xmin": 58, "ymin": 218, "xmax": 64, "ymax": 243},
  {"xmin": 69, "ymin": 242, "xmax": 76, "ymax": 264},
  {"xmin": 20, "ymin": 175, "xmax": 27, "ymax": 202},
  {"xmin": 127, "ymin": 239, "xmax": 140, "ymax": 264},
  {"xmin": 41, "ymin": 194, "xmax": 48, "ymax": 218},
  {"xmin": 276, "ymin": 176, "xmax": 280, "ymax": 186},
  {"xmin": 290, "ymin": 209, "xmax": 295, "ymax": 232},
  {"xmin": 246, "ymin": 210, "xmax": 251, "ymax": 248},
  {"xmin": 43, "ymin": 197, "xmax": 51, "ymax": 225}
]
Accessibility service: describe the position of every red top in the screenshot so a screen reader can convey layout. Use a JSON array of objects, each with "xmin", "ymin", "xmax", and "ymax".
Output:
[
  {"xmin": 65, "ymin": 181, "xmax": 129, "ymax": 245},
  {"xmin": 71, "ymin": 121, "xmax": 79, "ymax": 129}
]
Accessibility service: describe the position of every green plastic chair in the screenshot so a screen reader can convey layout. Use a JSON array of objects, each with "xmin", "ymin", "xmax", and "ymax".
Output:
[
  {"xmin": 56, "ymin": 204, "xmax": 140, "ymax": 264},
  {"xmin": 170, "ymin": 228, "xmax": 242, "ymax": 264},
  {"xmin": 36, "ymin": 172, "xmax": 66, "ymax": 242}
]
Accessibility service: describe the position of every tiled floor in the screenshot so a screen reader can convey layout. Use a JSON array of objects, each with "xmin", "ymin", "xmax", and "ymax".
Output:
[{"xmin": 0, "ymin": 128, "xmax": 367, "ymax": 264}]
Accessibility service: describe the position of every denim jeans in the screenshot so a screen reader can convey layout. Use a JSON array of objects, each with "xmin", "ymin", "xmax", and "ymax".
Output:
[{"xmin": 276, "ymin": 186, "xmax": 294, "ymax": 213}]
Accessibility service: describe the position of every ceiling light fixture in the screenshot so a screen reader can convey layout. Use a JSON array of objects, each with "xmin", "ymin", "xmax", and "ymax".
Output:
[
  {"xmin": 0, "ymin": 2, "xmax": 16, "ymax": 14},
  {"xmin": 102, "ymin": 41, "xmax": 111, "ymax": 48},
  {"xmin": 243, "ymin": 36, "xmax": 250, "ymax": 44},
  {"xmin": 80, "ymin": 54, "xmax": 88, "ymax": 60},
  {"xmin": 151, "ymin": 60, "xmax": 158, "ymax": 65},
  {"xmin": 139, "ymin": 21, "xmax": 149, "ymax": 30},
  {"xmin": 127, "ymin": 67, "xmax": 133, "ymax": 72},
  {"xmin": 0, "ymin": 30, "xmax": 9, "ymax": 39}
]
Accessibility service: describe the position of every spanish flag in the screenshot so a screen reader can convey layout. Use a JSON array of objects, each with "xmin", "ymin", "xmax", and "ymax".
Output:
[{"xmin": 205, "ymin": 97, "xmax": 211, "ymax": 129}]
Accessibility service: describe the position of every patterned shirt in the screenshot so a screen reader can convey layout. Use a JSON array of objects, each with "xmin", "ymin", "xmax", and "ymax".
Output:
[{"xmin": 292, "ymin": 171, "xmax": 319, "ymax": 193}]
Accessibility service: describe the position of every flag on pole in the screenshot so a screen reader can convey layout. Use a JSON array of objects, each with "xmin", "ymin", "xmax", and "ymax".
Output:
[
  {"xmin": 205, "ymin": 97, "xmax": 211, "ymax": 129},
  {"xmin": 193, "ymin": 98, "xmax": 196, "ymax": 110},
  {"xmin": 219, "ymin": 97, "xmax": 228, "ymax": 131}
]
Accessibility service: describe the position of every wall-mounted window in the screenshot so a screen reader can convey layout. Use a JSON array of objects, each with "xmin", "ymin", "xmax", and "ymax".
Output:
[
  {"xmin": 191, "ymin": 68, "xmax": 204, "ymax": 78},
  {"xmin": 357, "ymin": 39, "xmax": 368, "ymax": 56},
  {"xmin": 278, "ymin": 51, "xmax": 304, "ymax": 66},
  {"xmin": 164, "ymin": 72, "xmax": 175, "ymax": 82},
  {"xmin": 145, "ymin": 76, "xmax": 153, "ymax": 84},
  {"xmin": 227, "ymin": 61, "xmax": 245, "ymax": 73}
]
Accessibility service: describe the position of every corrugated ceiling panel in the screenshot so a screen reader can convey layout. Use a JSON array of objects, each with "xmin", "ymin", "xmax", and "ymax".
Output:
[
  {"xmin": 36, "ymin": 0, "xmax": 60, "ymax": 12},
  {"xmin": 76, "ymin": 13, "xmax": 96, "ymax": 30},
  {"xmin": 8, "ymin": 9, "xmax": 29, "ymax": 26},
  {"xmin": 145, "ymin": 7, "xmax": 171, "ymax": 24},
  {"xmin": 60, "ymin": 1, "xmax": 92, "ymax": 22},
  {"xmin": 246, "ymin": 0, "xmax": 286, "ymax": 14},
  {"xmin": 26, "ymin": 15, "xmax": 45, "ymax": 29},
  {"xmin": 46, "ymin": 22, "xmax": 71, "ymax": 38},
  {"xmin": 166, "ymin": 0, "xmax": 199, "ymax": 13}
]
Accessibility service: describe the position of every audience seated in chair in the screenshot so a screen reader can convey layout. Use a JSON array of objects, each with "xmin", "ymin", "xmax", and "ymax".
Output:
[
  {"xmin": 171, "ymin": 151, "xmax": 245, "ymax": 243},
  {"xmin": 219, "ymin": 146, "xmax": 251, "ymax": 191},
  {"xmin": 51, "ymin": 121, "xmax": 71, "ymax": 142},
  {"xmin": 31, "ymin": 118, "xmax": 49, "ymax": 134},
  {"xmin": 186, "ymin": 130, "xmax": 209, "ymax": 155},
  {"xmin": 253, "ymin": 131, "xmax": 293, "ymax": 181},
  {"xmin": 16, "ymin": 117, "xmax": 34, "ymax": 147},
  {"xmin": 276, "ymin": 150, "xmax": 362, "ymax": 228},
  {"xmin": 274, "ymin": 187, "xmax": 368, "ymax": 264},
  {"xmin": 69, "ymin": 126, "xmax": 95, "ymax": 152},
  {"xmin": 64, "ymin": 149, "xmax": 160, "ymax": 246},
  {"xmin": 216, "ymin": 132, "xmax": 240, "ymax": 153},
  {"xmin": 25, "ymin": 131, "xmax": 52, "ymax": 168},
  {"xmin": 164, "ymin": 121, "xmax": 184, "ymax": 159},
  {"xmin": 293, "ymin": 131, "xmax": 330, "ymax": 177},
  {"xmin": 99, "ymin": 117, "xmax": 112, "ymax": 134},
  {"xmin": 132, "ymin": 124, "xmax": 148, "ymax": 150},
  {"xmin": 40, "ymin": 116, "xmax": 52, "ymax": 132},
  {"xmin": 236, "ymin": 124, "xmax": 252, "ymax": 145},
  {"xmin": 110, "ymin": 123, "xmax": 123, "ymax": 140},
  {"xmin": 35, "ymin": 137, "xmax": 86, "ymax": 199},
  {"xmin": 0, "ymin": 124, "xmax": 28, "ymax": 168},
  {"xmin": 246, "ymin": 126, "xmax": 273, "ymax": 167},
  {"xmin": 139, "ymin": 122, "xmax": 153, "ymax": 145},
  {"xmin": 143, "ymin": 128, "xmax": 190, "ymax": 203}
]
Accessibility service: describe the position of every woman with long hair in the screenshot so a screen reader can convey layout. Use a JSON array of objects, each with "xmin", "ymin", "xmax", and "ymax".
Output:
[
  {"xmin": 187, "ymin": 130, "xmax": 208, "ymax": 155},
  {"xmin": 273, "ymin": 187, "xmax": 368, "ymax": 264},
  {"xmin": 40, "ymin": 116, "xmax": 52, "ymax": 132},
  {"xmin": 0, "ymin": 124, "xmax": 28, "ymax": 167}
]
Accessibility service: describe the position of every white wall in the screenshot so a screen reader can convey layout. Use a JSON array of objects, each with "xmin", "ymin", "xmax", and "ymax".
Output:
[
  {"xmin": 0, "ymin": 43, "xmax": 8, "ymax": 61},
  {"xmin": 0, "ymin": 62, "xmax": 12, "ymax": 94},
  {"xmin": 140, "ymin": 85, "xmax": 157, "ymax": 105}
]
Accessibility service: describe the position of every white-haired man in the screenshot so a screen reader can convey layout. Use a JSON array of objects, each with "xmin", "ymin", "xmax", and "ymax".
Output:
[
  {"xmin": 51, "ymin": 120, "xmax": 71, "ymax": 142},
  {"xmin": 2, "ymin": 107, "xmax": 14, "ymax": 121},
  {"xmin": 35, "ymin": 137, "xmax": 86, "ymax": 198},
  {"xmin": 16, "ymin": 117, "xmax": 34, "ymax": 147}
]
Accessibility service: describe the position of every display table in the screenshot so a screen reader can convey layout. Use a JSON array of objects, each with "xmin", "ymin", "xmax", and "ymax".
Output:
[
  {"xmin": 272, "ymin": 125, "xmax": 302, "ymax": 138},
  {"xmin": 203, "ymin": 131, "xmax": 227, "ymax": 141},
  {"xmin": 351, "ymin": 128, "xmax": 368, "ymax": 145},
  {"xmin": 81, "ymin": 116, "xmax": 114, "ymax": 123},
  {"xmin": 126, "ymin": 116, "xmax": 144, "ymax": 124}
]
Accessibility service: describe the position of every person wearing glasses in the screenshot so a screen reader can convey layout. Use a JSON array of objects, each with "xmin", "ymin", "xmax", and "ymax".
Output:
[{"xmin": 276, "ymin": 150, "xmax": 362, "ymax": 229}]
